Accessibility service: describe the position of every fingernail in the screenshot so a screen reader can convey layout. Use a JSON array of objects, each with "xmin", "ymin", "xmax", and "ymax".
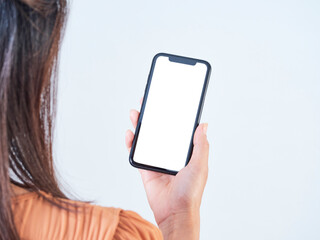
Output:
[{"xmin": 203, "ymin": 123, "xmax": 208, "ymax": 135}]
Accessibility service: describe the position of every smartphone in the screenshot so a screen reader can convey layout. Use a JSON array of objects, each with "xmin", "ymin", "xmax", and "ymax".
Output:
[{"xmin": 129, "ymin": 53, "xmax": 211, "ymax": 175}]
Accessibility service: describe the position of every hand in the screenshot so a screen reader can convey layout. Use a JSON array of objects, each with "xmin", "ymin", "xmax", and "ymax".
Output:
[{"xmin": 125, "ymin": 99, "xmax": 209, "ymax": 240}]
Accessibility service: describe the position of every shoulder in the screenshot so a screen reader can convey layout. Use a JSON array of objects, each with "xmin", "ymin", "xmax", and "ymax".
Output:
[
  {"xmin": 115, "ymin": 210, "xmax": 163, "ymax": 240},
  {"xmin": 12, "ymin": 191, "xmax": 162, "ymax": 240}
]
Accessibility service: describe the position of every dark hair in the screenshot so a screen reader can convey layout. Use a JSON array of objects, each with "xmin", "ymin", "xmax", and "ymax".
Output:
[{"xmin": 0, "ymin": 0, "xmax": 68, "ymax": 238}]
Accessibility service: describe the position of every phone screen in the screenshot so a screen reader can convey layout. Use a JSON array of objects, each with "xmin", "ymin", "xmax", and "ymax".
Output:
[{"xmin": 132, "ymin": 54, "xmax": 210, "ymax": 173}]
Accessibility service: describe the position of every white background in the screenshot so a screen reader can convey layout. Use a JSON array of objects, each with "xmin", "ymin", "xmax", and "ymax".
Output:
[{"xmin": 56, "ymin": 0, "xmax": 320, "ymax": 239}]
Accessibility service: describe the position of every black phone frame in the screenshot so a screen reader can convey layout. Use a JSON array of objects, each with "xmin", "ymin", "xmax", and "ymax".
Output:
[{"xmin": 129, "ymin": 52, "xmax": 211, "ymax": 175}]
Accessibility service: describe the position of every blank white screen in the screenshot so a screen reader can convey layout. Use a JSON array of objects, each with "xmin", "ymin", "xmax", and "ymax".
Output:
[{"xmin": 134, "ymin": 56, "xmax": 208, "ymax": 172}]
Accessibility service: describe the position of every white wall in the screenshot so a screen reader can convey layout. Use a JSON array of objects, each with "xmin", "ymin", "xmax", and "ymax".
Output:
[{"xmin": 56, "ymin": 0, "xmax": 320, "ymax": 239}]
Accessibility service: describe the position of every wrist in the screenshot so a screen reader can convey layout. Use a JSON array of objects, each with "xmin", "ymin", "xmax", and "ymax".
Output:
[{"xmin": 158, "ymin": 209, "xmax": 200, "ymax": 240}]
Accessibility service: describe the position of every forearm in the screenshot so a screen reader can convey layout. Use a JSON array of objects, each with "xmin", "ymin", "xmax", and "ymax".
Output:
[{"xmin": 158, "ymin": 210, "xmax": 200, "ymax": 240}]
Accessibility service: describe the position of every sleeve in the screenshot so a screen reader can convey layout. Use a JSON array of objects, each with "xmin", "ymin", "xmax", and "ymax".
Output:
[{"xmin": 113, "ymin": 210, "xmax": 163, "ymax": 240}]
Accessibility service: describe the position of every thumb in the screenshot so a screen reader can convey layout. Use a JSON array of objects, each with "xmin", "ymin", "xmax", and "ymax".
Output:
[{"xmin": 187, "ymin": 123, "xmax": 209, "ymax": 172}]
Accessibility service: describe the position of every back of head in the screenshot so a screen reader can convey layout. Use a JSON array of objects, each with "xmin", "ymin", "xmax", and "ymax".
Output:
[{"xmin": 0, "ymin": 0, "xmax": 67, "ymax": 239}]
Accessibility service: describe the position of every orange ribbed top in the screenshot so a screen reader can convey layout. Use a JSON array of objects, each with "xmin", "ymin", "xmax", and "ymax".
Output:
[{"xmin": 11, "ymin": 191, "xmax": 163, "ymax": 240}]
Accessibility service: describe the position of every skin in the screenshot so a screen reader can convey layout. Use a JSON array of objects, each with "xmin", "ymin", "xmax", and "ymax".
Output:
[
  {"xmin": 11, "ymin": 184, "xmax": 29, "ymax": 196},
  {"xmin": 125, "ymin": 98, "xmax": 209, "ymax": 240}
]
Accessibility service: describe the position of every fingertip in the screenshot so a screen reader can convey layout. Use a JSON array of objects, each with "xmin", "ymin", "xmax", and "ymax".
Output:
[
  {"xmin": 188, "ymin": 124, "xmax": 210, "ymax": 173},
  {"xmin": 203, "ymin": 123, "xmax": 208, "ymax": 135},
  {"xmin": 126, "ymin": 129, "xmax": 134, "ymax": 139},
  {"xmin": 125, "ymin": 129, "xmax": 134, "ymax": 147},
  {"xmin": 130, "ymin": 109, "xmax": 139, "ymax": 128},
  {"xmin": 131, "ymin": 109, "xmax": 139, "ymax": 117},
  {"xmin": 194, "ymin": 123, "xmax": 208, "ymax": 144},
  {"xmin": 129, "ymin": 109, "xmax": 136, "ymax": 117},
  {"xmin": 126, "ymin": 129, "xmax": 133, "ymax": 136}
]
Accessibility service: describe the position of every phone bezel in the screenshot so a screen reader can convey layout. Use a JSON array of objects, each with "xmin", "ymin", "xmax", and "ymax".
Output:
[{"xmin": 129, "ymin": 52, "xmax": 211, "ymax": 175}]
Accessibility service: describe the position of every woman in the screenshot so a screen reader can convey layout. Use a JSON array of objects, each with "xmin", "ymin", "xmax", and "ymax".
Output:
[{"xmin": 0, "ymin": 0, "xmax": 209, "ymax": 239}]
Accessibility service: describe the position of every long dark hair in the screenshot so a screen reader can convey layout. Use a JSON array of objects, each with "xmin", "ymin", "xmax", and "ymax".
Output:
[{"xmin": 0, "ymin": 0, "xmax": 68, "ymax": 238}]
